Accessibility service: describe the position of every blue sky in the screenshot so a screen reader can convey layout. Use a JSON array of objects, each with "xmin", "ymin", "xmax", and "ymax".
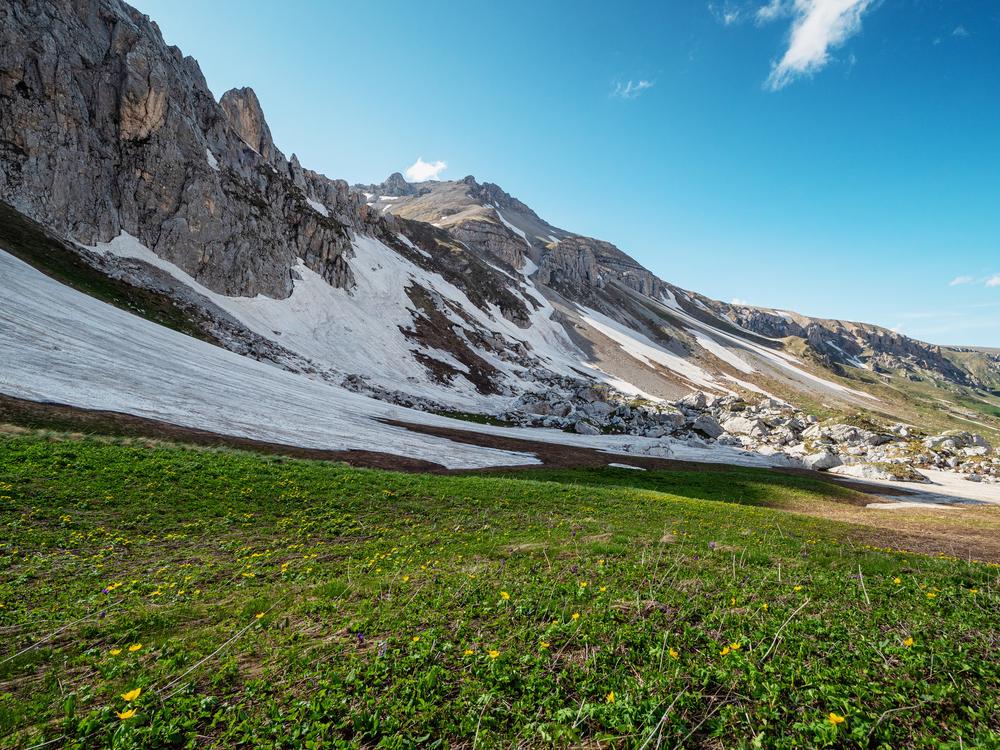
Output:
[{"xmin": 132, "ymin": 0, "xmax": 999, "ymax": 347}]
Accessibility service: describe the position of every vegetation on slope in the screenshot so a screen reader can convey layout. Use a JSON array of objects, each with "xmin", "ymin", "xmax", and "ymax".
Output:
[{"xmin": 1, "ymin": 434, "xmax": 997, "ymax": 749}]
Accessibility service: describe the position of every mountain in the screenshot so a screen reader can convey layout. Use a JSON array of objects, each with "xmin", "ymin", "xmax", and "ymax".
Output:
[{"xmin": 2, "ymin": 0, "xmax": 999, "ymax": 462}]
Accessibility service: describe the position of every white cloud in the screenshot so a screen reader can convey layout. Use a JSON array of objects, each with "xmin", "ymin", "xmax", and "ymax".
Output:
[
  {"xmin": 709, "ymin": 3, "xmax": 745, "ymax": 26},
  {"xmin": 755, "ymin": 0, "xmax": 792, "ymax": 23},
  {"xmin": 611, "ymin": 80, "xmax": 655, "ymax": 99},
  {"xmin": 404, "ymin": 157, "xmax": 447, "ymax": 182},
  {"xmin": 952, "ymin": 25, "xmax": 969, "ymax": 38},
  {"xmin": 731, "ymin": 297, "xmax": 750, "ymax": 305},
  {"xmin": 949, "ymin": 275, "xmax": 974, "ymax": 286},
  {"xmin": 763, "ymin": 0, "xmax": 874, "ymax": 91},
  {"xmin": 986, "ymin": 274, "xmax": 1000, "ymax": 288}
]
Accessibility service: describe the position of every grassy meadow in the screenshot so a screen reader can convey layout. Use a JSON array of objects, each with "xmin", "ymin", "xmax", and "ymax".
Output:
[{"xmin": 0, "ymin": 432, "xmax": 997, "ymax": 749}]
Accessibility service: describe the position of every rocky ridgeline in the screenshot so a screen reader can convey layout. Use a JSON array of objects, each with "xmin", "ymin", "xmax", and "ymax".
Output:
[{"xmin": 501, "ymin": 384, "xmax": 999, "ymax": 483}]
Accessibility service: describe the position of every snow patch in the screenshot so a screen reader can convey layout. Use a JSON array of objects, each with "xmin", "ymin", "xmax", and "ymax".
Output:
[{"xmin": 306, "ymin": 197, "xmax": 329, "ymax": 217}]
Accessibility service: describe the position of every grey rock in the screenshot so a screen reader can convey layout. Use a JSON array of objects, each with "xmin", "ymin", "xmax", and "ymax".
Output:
[
  {"xmin": 692, "ymin": 414, "xmax": 724, "ymax": 438},
  {"xmin": 803, "ymin": 451, "xmax": 843, "ymax": 471},
  {"xmin": 574, "ymin": 420, "xmax": 600, "ymax": 436}
]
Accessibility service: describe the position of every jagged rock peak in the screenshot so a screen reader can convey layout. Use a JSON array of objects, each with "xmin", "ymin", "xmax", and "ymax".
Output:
[{"xmin": 219, "ymin": 87, "xmax": 278, "ymax": 163}]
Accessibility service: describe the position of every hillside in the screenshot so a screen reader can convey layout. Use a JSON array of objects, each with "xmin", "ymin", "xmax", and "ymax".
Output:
[
  {"xmin": 1, "ymin": 0, "xmax": 999, "ymax": 491},
  {"xmin": 1, "ymin": 432, "xmax": 998, "ymax": 748}
]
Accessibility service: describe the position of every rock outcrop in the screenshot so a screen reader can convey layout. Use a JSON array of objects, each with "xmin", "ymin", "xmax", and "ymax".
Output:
[{"xmin": 0, "ymin": 0, "xmax": 386, "ymax": 298}]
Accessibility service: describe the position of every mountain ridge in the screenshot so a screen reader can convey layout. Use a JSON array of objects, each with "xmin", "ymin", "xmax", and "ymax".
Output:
[{"xmin": 2, "ymin": 0, "xmax": 999, "ymax": 447}]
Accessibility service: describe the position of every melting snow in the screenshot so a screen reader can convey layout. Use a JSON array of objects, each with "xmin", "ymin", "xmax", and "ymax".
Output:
[
  {"xmin": 205, "ymin": 148, "xmax": 219, "ymax": 171},
  {"xmin": 306, "ymin": 198, "xmax": 329, "ymax": 217},
  {"xmin": 578, "ymin": 307, "xmax": 722, "ymax": 392},
  {"xmin": 494, "ymin": 206, "xmax": 531, "ymax": 248}
]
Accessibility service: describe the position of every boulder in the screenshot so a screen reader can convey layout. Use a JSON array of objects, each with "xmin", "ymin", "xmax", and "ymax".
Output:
[
  {"xmin": 803, "ymin": 451, "xmax": 843, "ymax": 471},
  {"xmin": 691, "ymin": 414, "xmax": 724, "ymax": 439},
  {"xmin": 574, "ymin": 420, "xmax": 600, "ymax": 436}
]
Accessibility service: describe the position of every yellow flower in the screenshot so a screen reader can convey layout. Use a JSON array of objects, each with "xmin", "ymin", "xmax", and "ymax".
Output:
[
  {"xmin": 926, "ymin": 592, "xmax": 937, "ymax": 599},
  {"xmin": 579, "ymin": 581, "xmax": 588, "ymax": 588},
  {"xmin": 793, "ymin": 585, "xmax": 803, "ymax": 592},
  {"xmin": 598, "ymin": 559, "xmax": 605, "ymax": 566},
  {"xmin": 606, "ymin": 691, "xmax": 615, "ymax": 704},
  {"xmin": 255, "ymin": 612, "xmax": 264, "ymax": 620},
  {"xmin": 121, "ymin": 688, "xmax": 141, "ymax": 702},
  {"xmin": 903, "ymin": 637, "xmax": 914, "ymax": 648},
  {"xmin": 500, "ymin": 591, "xmax": 510, "ymax": 600},
  {"xmin": 762, "ymin": 603, "xmax": 769, "ymax": 611},
  {"xmin": 412, "ymin": 636, "xmax": 420, "ymax": 643},
  {"xmin": 729, "ymin": 642, "xmax": 741, "ymax": 651},
  {"xmin": 893, "ymin": 577, "xmax": 902, "ymax": 584},
  {"xmin": 730, "ymin": 597, "xmax": 736, "ymax": 606},
  {"xmin": 110, "ymin": 648, "xmax": 122, "ymax": 656},
  {"xmin": 488, "ymin": 649, "xmax": 500, "ymax": 659},
  {"xmin": 599, "ymin": 586, "xmax": 607, "ymax": 593},
  {"xmin": 571, "ymin": 612, "xmax": 580, "ymax": 621},
  {"xmin": 402, "ymin": 575, "xmax": 410, "ymax": 582},
  {"xmin": 464, "ymin": 648, "xmax": 475, "ymax": 655},
  {"xmin": 969, "ymin": 588, "xmax": 979, "ymax": 594},
  {"xmin": 668, "ymin": 647, "xmax": 679, "ymax": 659},
  {"xmin": 128, "ymin": 643, "xmax": 142, "ymax": 652},
  {"xmin": 828, "ymin": 712, "xmax": 846, "ymax": 726},
  {"xmin": 116, "ymin": 708, "xmax": 137, "ymax": 720},
  {"xmin": 720, "ymin": 646, "xmax": 730, "ymax": 656},
  {"xmin": 540, "ymin": 641, "xmax": 550, "ymax": 649}
]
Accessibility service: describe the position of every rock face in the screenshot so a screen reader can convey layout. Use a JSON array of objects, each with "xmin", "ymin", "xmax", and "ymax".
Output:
[{"xmin": 0, "ymin": 0, "xmax": 386, "ymax": 298}]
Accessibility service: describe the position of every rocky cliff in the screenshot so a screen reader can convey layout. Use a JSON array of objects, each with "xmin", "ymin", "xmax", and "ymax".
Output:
[{"xmin": 0, "ymin": 0, "xmax": 389, "ymax": 297}]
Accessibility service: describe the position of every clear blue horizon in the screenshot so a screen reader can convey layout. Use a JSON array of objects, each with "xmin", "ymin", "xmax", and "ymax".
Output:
[{"xmin": 132, "ymin": 0, "xmax": 1000, "ymax": 347}]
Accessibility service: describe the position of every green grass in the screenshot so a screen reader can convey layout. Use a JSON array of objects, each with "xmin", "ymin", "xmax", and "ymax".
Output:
[{"xmin": 1, "ymin": 434, "xmax": 998, "ymax": 749}]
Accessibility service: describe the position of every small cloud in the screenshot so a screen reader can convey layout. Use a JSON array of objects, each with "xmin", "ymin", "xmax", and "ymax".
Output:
[
  {"xmin": 986, "ymin": 274, "xmax": 1000, "ymax": 288},
  {"xmin": 755, "ymin": 0, "xmax": 792, "ymax": 24},
  {"xmin": 952, "ymin": 25, "xmax": 969, "ymax": 38},
  {"xmin": 611, "ymin": 79, "xmax": 654, "ymax": 99},
  {"xmin": 764, "ymin": 0, "xmax": 875, "ymax": 91},
  {"xmin": 709, "ymin": 2, "xmax": 749, "ymax": 26},
  {"xmin": 404, "ymin": 157, "xmax": 447, "ymax": 182},
  {"xmin": 949, "ymin": 275, "xmax": 974, "ymax": 286},
  {"xmin": 731, "ymin": 297, "xmax": 749, "ymax": 305}
]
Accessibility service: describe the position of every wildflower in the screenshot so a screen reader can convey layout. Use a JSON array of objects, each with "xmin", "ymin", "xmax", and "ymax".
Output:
[
  {"xmin": 255, "ymin": 612, "xmax": 264, "ymax": 620},
  {"xmin": 488, "ymin": 649, "xmax": 500, "ymax": 659},
  {"xmin": 121, "ymin": 688, "xmax": 141, "ymax": 702},
  {"xmin": 828, "ymin": 712, "xmax": 846, "ymax": 726},
  {"xmin": 720, "ymin": 646, "xmax": 731, "ymax": 656},
  {"xmin": 729, "ymin": 642, "xmax": 741, "ymax": 651},
  {"xmin": 579, "ymin": 581, "xmax": 588, "ymax": 588},
  {"xmin": 128, "ymin": 643, "xmax": 142, "ymax": 652},
  {"xmin": 668, "ymin": 647, "xmax": 679, "ymax": 659},
  {"xmin": 606, "ymin": 691, "xmax": 615, "ymax": 704},
  {"xmin": 761, "ymin": 603, "xmax": 768, "ymax": 611},
  {"xmin": 793, "ymin": 585, "xmax": 803, "ymax": 592},
  {"xmin": 903, "ymin": 637, "xmax": 914, "ymax": 648},
  {"xmin": 464, "ymin": 648, "xmax": 475, "ymax": 655},
  {"xmin": 110, "ymin": 648, "xmax": 122, "ymax": 656},
  {"xmin": 540, "ymin": 641, "xmax": 550, "ymax": 649},
  {"xmin": 571, "ymin": 612, "xmax": 580, "ymax": 621},
  {"xmin": 969, "ymin": 587, "xmax": 979, "ymax": 594},
  {"xmin": 730, "ymin": 597, "xmax": 736, "ymax": 606},
  {"xmin": 402, "ymin": 575, "xmax": 410, "ymax": 582},
  {"xmin": 412, "ymin": 636, "xmax": 420, "ymax": 643},
  {"xmin": 598, "ymin": 559, "xmax": 605, "ymax": 566},
  {"xmin": 599, "ymin": 586, "xmax": 607, "ymax": 593},
  {"xmin": 926, "ymin": 592, "xmax": 937, "ymax": 599},
  {"xmin": 117, "ymin": 708, "xmax": 137, "ymax": 720},
  {"xmin": 893, "ymin": 577, "xmax": 902, "ymax": 584},
  {"xmin": 500, "ymin": 591, "xmax": 510, "ymax": 600}
]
